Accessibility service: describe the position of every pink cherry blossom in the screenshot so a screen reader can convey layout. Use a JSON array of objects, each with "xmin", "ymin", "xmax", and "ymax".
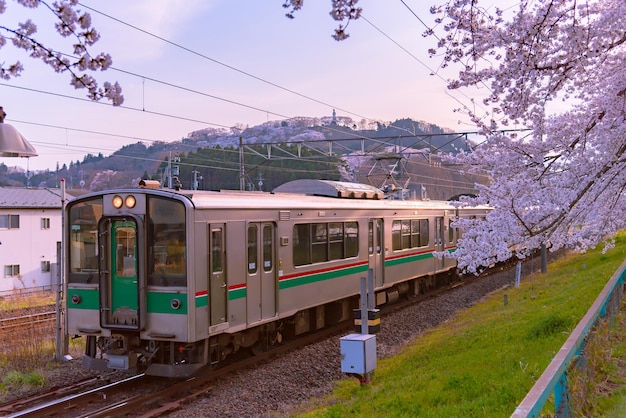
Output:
[
  {"xmin": 0, "ymin": 0, "xmax": 123, "ymax": 105},
  {"xmin": 428, "ymin": 0, "xmax": 626, "ymax": 273}
]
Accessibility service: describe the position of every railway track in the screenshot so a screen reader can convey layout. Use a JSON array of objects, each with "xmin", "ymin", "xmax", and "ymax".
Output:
[
  {"xmin": 0, "ymin": 270, "xmax": 494, "ymax": 417},
  {"xmin": 0, "ymin": 311, "xmax": 56, "ymax": 334},
  {"xmin": 0, "ymin": 316, "xmax": 353, "ymax": 417}
]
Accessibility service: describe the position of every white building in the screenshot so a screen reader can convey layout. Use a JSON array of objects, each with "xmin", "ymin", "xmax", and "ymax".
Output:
[{"xmin": 0, "ymin": 187, "xmax": 72, "ymax": 296}]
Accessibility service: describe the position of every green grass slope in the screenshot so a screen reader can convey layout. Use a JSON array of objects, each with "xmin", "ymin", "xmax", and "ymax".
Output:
[{"xmin": 301, "ymin": 233, "xmax": 626, "ymax": 417}]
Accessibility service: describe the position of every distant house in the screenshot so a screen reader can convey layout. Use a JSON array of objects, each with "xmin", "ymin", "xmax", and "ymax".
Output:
[{"xmin": 0, "ymin": 187, "xmax": 73, "ymax": 296}]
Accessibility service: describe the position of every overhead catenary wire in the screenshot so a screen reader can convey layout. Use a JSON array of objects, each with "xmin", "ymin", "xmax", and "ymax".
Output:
[{"xmin": 1, "ymin": 1, "xmax": 521, "ymax": 187}]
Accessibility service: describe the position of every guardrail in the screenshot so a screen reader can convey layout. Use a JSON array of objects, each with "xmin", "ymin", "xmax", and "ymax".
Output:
[
  {"xmin": 511, "ymin": 259, "xmax": 626, "ymax": 417},
  {"xmin": 0, "ymin": 285, "xmax": 53, "ymax": 299}
]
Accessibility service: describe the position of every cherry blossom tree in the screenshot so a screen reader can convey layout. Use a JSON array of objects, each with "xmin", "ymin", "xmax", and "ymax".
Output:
[
  {"xmin": 283, "ymin": 0, "xmax": 362, "ymax": 41},
  {"xmin": 0, "ymin": 0, "xmax": 123, "ymax": 105},
  {"xmin": 427, "ymin": 0, "xmax": 626, "ymax": 272}
]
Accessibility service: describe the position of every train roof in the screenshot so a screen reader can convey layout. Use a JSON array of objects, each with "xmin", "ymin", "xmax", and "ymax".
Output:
[
  {"xmin": 70, "ymin": 180, "xmax": 490, "ymax": 212},
  {"xmin": 183, "ymin": 180, "xmax": 458, "ymax": 211}
]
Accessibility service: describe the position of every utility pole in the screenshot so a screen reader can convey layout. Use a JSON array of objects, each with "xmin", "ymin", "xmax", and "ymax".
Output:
[
  {"xmin": 239, "ymin": 136, "xmax": 245, "ymax": 191},
  {"xmin": 192, "ymin": 170, "xmax": 202, "ymax": 190}
]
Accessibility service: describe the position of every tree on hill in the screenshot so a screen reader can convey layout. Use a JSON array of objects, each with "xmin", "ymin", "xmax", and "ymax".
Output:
[
  {"xmin": 0, "ymin": 0, "xmax": 123, "ymax": 105},
  {"xmin": 426, "ymin": 0, "xmax": 626, "ymax": 272},
  {"xmin": 174, "ymin": 144, "xmax": 343, "ymax": 191}
]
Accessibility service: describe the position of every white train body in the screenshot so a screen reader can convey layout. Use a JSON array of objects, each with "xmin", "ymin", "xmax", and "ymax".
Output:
[{"xmin": 65, "ymin": 179, "xmax": 489, "ymax": 377}]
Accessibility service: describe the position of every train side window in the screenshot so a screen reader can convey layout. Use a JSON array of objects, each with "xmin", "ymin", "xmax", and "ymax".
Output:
[
  {"xmin": 328, "ymin": 222, "xmax": 344, "ymax": 260},
  {"xmin": 420, "ymin": 219, "xmax": 429, "ymax": 247},
  {"xmin": 368, "ymin": 222, "xmax": 374, "ymax": 255},
  {"xmin": 449, "ymin": 219, "xmax": 455, "ymax": 243},
  {"xmin": 293, "ymin": 224, "xmax": 311, "ymax": 266},
  {"xmin": 248, "ymin": 225, "xmax": 258, "ymax": 274},
  {"xmin": 263, "ymin": 225, "xmax": 272, "ymax": 272},
  {"xmin": 312, "ymin": 223, "xmax": 328, "ymax": 264},
  {"xmin": 345, "ymin": 221, "xmax": 358, "ymax": 258},
  {"xmin": 401, "ymin": 220, "xmax": 411, "ymax": 249},
  {"xmin": 410, "ymin": 220, "xmax": 421, "ymax": 248},
  {"xmin": 294, "ymin": 221, "xmax": 358, "ymax": 266},
  {"xmin": 392, "ymin": 220, "xmax": 402, "ymax": 251},
  {"xmin": 392, "ymin": 219, "xmax": 429, "ymax": 251},
  {"xmin": 211, "ymin": 228, "xmax": 223, "ymax": 273}
]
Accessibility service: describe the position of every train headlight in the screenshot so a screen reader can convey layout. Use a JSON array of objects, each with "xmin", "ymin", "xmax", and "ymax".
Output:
[
  {"xmin": 112, "ymin": 195, "xmax": 123, "ymax": 209},
  {"xmin": 71, "ymin": 294, "xmax": 82, "ymax": 304},
  {"xmin": 170, "ymin": 298, "xmax": 182, "ymax": 310},
  {"xmin": 125, "ymin": 195, "xmax": 136, "ymax": 209}
]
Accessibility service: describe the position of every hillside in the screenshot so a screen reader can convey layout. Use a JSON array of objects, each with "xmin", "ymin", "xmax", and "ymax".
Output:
[{"xmin": 0, "ymin": 117, "xmax": 483, "ymax": 200}]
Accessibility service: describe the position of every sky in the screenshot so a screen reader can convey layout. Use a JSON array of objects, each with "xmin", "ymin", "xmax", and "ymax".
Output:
[{"xmin": 0, "ymin": 0, "xmax": 496, "ymax": 172}]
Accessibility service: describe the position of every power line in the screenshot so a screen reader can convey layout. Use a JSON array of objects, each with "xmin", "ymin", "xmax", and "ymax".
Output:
[
  {"xmin": 78, "ymin": 2, "xmax": 371, "ymax": 122},
  {"xmin": 0, "ymin": 82, "xmax": 232, "ymax": 129}
]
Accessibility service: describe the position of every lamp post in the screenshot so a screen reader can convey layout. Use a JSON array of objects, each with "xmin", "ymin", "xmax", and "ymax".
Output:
[
  {"xmin": 0, "ymin": 107, "xmax": 38, "ymax": 158},
  {"xmin": 0, "ymin": 106, "xmax": 38, "ymax": 188}
]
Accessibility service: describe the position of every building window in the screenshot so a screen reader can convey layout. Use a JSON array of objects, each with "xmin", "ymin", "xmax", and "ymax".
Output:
[
  {"xmin": 41, "ymin": 217, "xmax": 51, "ymax": 229},
  {"xmin": 41, "ymin": 261, "xmax": 51, "ymax": 272},
  {"xmin": 0, "ymin": 214, "xmax": 19, "ymax": 229},
  {"xmin": 4, "ymin": 265, "xmax": 20, "ymax": 277}
]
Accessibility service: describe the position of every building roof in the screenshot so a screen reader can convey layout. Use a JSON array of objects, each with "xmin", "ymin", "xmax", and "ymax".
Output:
[{"xmin": 0, "ymin": 187, "xmax": 74, "ymax": 208}]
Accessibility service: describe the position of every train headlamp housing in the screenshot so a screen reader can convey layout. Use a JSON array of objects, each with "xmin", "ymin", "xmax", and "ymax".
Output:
[
  {"xmin": 112, "ymin": 194, "xmax": 137, "ymax": 209},
  {"xmin": 170, "ymin": 299, "xmax": 182, "ymax": 310},
  {"xmin": 125, "ymin": 195, "xmax": 136, "ymax": 209},
  {"xmin": 71, "ymin": 294, "xmax": 82, "ymax": 304},
  {"xmin": 112, "ymin": 195, "xmax": 123, "ymax": 209}
]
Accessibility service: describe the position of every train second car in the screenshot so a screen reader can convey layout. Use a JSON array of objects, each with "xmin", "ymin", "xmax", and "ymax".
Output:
[{"xmin": 65, "ymin": 179, "xmax": 489, "ymax": 377}]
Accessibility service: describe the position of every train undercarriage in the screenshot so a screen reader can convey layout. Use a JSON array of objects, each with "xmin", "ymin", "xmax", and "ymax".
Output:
[{"xmin": 80, "ymin": 270, "xmax": 458, "ymax": 377}]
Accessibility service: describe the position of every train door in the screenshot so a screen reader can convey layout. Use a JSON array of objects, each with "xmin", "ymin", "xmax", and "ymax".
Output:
[
  {"xmin": 100, "ymin": 219, "xmax": 140, "ymax": 329},
  {"xmin": 434, "ymin": 216, "xmax": 445, "ymax": 272},
  {"xmin": 246, "ymin": 222, "xmax": 277, "ymax": 324},
  {"xmin": 368, "ymin": 219, "xmax": 384, "ymax": 287},
  {"xmin": 208, "ymin": 224, "xmax": 227, "ymax": 327}
]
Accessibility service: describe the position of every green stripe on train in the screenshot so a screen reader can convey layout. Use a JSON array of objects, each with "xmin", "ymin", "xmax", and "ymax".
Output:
[
  {"xmin": 67, "ymin": 288, "xmax": 99, "ymax": 310},
  {"xmin": 279, "ymin": 263, "xmax": 368, "ymax": 290},
  {"xmin": 228, "ymin": 287, "xmax": 246, "ymax": 301},
  {"xmin": 147, "ymin": 292, "xmax": 188, "ymax": 314},
  {"xmin": 67, "ymin": 289, "xmax": 188, "ymax": 314},
  {"xmin": 195, "ymin": 294, "xmax": 208, "ymax": 308},
  {"xmin": 385, "ymin": 251, "xmax": 433, "ymax": 267}
]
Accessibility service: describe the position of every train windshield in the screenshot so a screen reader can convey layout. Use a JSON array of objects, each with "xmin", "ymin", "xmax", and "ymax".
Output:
[
  {"xmin": 147, "ymin": 196, "xmax": 186, "ymax": 287},
  {"xmin": 68, "ymin": 197, "xmax": 103, "ymax": 284},
  {"xmin": 67, "ymin": 194, "xmax": 187, "ymax": 287}
]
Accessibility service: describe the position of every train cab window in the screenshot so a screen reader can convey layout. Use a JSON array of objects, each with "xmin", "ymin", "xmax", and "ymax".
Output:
[
  {"xmin": 248, "ymin": 225, "xmax": 258, "ymax": 274},
  {"xmin": 148, "ymin": 197, "xmax": 186, "ymax": 287},
  {"xmin": 68, "ymin": 197, "xmax": 103, "ymax": 284}
]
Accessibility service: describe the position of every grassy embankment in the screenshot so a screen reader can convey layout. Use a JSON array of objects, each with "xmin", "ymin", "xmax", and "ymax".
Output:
[
  {"xmin": 0, "ymin": 292, "xmax": 83, "ymax": 398},
  {"xmin": 300, "ymin": 233, "xmax": 626, "ymax": 417}
]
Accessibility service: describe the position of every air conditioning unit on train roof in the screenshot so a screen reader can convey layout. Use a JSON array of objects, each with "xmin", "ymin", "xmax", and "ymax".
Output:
[{"xmin": 273, "ymin": 179, "xmax": 384, "ymax": 200}]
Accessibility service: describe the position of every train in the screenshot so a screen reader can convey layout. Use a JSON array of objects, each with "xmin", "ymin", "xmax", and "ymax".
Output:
[{"xmin": 64, "ymin": 178, "xmax": 489, "ymax": 377}]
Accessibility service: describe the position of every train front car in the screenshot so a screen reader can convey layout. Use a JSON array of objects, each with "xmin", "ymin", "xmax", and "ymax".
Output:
[{"xmin": 65, "ymin": 190, "xmax": 206, "ymax": 377}]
